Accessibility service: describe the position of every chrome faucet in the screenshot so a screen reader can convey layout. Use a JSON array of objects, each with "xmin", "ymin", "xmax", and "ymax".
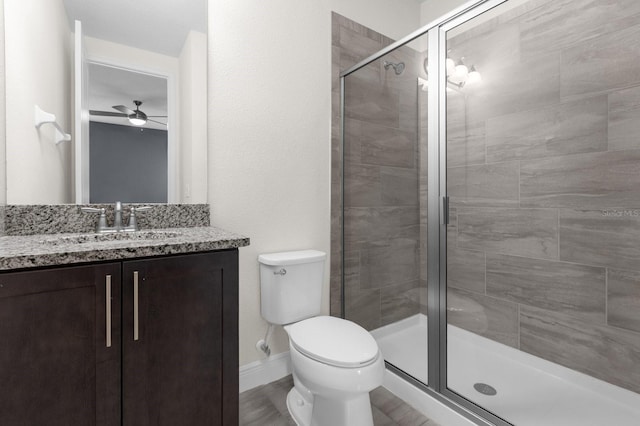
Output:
[
  {"xmin": 81, "ymin": 202, "xmax": 152, "ymax": 233},
  {"xmin": 113, "ymin": 201, "xmax": 124, "ymax": 231}
]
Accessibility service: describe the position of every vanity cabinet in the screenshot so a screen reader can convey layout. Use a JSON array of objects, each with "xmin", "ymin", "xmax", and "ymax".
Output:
[{"xmin": 0, "ymin": 250, "xmax": 238, "ymax": 426}]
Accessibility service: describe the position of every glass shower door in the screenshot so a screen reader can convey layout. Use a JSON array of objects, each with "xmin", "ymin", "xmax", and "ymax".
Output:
[
  {"xmin": 444, "ymin": 0, "xmax": 640, "ymax": 424},
  {"xmin": 341, "ymin": 26, "xmax": 431, "ymax": 384}
]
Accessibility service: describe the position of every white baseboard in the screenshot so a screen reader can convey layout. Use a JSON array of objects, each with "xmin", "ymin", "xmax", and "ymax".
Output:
[
  {"xmin": 239, "ymin": 351, "xmax": 292, "ymax": 393},
  {"xmin": 383, "ymin": 370, "xmax": 479, "ymax": 426}
]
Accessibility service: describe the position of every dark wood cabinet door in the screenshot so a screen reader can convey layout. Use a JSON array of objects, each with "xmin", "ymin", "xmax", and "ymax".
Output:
[
  {"xmin": 122, "ymin": 250, "xmax": 238, "ymax": 426},
  {"xmin": 0, "ymin": 263, "xmax": 122, "ymax": 426}
]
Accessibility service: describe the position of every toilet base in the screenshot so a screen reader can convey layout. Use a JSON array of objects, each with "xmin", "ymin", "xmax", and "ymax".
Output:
[
  {"xmin": 287, "ymin": 387, "xmax": 312, "ymax": 426},
  {"xmin": 286, "ymin": 385, "xmax": 375, "ymax": 426}
]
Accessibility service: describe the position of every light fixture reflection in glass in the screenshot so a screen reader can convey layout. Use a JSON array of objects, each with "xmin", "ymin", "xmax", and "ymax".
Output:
[
  {"xmin": 466, "ymin": 65, "xmax": 482, "ymax": 85},
  {"xmin": 446, "ymin": 58, "xmax": 455, "ymax": 76},
  {"xmin": 418, "ymin": 77, "xmax": 428, "ymax": 91},
  {"xmin": 421, "ymin": 55, "xmax": 482, "ymax": 90}
]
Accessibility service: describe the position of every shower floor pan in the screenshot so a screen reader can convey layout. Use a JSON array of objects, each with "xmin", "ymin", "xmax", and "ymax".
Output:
[{"xmin": 371, "ymin": 314, "xmax": 640, "ymax": 426}]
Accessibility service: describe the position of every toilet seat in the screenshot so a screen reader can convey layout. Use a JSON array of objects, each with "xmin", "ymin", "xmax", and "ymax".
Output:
[{"xmin": 287, "ymin": 316, "xmax": 379, "ymax": 368}]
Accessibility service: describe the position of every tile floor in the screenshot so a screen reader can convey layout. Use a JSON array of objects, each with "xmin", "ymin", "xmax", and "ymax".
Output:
[{"xmin": 239, "ymin": 375, "xmax": 440, "ymax": 426}]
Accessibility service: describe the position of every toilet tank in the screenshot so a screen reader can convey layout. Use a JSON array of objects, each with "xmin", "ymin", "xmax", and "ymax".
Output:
[{"xmin": 258, "ymin": 250, "xmax": 326, "ymax": 325}]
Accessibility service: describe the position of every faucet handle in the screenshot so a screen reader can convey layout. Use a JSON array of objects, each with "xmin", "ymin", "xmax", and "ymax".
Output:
[
  {"xmin": 80, "ymin": 207, "xmax": 108, "ymax": 232},
  {"xmin": 131, "ymin": 206, "xmax": 153, "ymax": 213},
  {"xmin": 80, "ymin": 206, "xmax": 103, "ymax": 213},
  {"xmin": 127, "ymin": 206, "xmax": 153, "ymax": 231}
]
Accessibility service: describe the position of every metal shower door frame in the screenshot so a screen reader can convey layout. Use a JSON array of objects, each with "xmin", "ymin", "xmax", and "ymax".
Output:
[{"xmin": 339, "ymin": 0, "xmax": 514, "ymax": 425}]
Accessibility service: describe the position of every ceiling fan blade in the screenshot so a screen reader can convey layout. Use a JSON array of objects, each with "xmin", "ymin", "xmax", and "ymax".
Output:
[
  {"xmin": 90, "ymin": 110, "xmax": 127, "ymax": 117},
  {"xmin": 146, "ymin": 115, "xmax": 168, "ymax": 118},
  {"xmin": 147, "ymin": 118, "xmax": 167, "ymax": 126},
  {"xmin": 113, "ymin": 105, "xmax": 135, "ymax": 114}
]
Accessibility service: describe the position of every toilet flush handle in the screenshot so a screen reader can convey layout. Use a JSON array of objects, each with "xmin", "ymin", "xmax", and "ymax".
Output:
[{"xmin": 273, "ymin": 268, "xmax": 287, "ymax": 276}]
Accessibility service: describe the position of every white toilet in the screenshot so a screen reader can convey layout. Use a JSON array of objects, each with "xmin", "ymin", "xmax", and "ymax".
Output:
[{"xmin": 259, "ymin": 250, "xmax": 385, "ymax": 426}]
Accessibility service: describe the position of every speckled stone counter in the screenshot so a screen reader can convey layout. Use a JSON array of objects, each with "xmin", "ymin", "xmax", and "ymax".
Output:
[
  {"xmin": 0, "ymin": 226, "xmax": 250, "ymax": 271},
  {"xmin": 4, "ymin": 204, "xmax": 211, "ymax": 235}
]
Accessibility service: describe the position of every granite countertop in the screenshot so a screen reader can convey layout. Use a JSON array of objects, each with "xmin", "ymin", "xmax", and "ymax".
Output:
[{"xmin": 0, "ymin": 226, "xmax": 250, "ymax": 271}]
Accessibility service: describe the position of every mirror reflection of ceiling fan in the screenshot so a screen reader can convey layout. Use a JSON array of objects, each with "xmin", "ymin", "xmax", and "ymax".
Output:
[{"xmin": 89, "ymin": 100, "xmax": 167, "ymax": 126}]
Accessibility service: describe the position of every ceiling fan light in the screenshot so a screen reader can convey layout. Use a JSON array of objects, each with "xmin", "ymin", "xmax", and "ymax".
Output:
[{"xmin": 128, "ymin": 112, "xmax": 146, "ymax": 126}]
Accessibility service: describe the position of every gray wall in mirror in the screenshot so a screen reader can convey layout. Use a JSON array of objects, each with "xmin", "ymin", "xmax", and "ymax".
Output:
[{"xmin": 89, "ymin": 122, "xmax": 167, "ymax": 203}]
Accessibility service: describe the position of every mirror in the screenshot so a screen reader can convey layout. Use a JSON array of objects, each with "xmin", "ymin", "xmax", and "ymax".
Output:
[{"xmin": 3, "ymin": 0, "xmax": 208, "ymax": 204}]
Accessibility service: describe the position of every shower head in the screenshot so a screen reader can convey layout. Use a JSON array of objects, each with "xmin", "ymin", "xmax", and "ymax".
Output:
[{"xmin": 383, "ymin": 60, "xmax": 405, "ymax": 75}]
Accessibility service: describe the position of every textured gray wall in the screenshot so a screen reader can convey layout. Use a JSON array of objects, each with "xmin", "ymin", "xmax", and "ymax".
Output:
[
  {"xmin": 445, "ymin": 0, "xmax": 640, "ymax": 394},
  {"xmin": 89, "ymin": 122, "xmax": 167, "ymax": 203},
  {"xmin": 331, "ymin": 13, "xmax": 423, "ymax": 330},
  {"xmin": 333, "ymin": 0, "xmax": 640, "ymax": 396}
]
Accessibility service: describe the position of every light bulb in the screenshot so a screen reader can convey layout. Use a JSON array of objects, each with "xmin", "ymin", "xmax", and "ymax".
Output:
[
  {"xmin": 128, "ymin": 116, "xmax": 146, "ymax": 126},
  {"xmin": 128, "ymin": 111, "xmax": 147, "ymax": 126},
  {"xmin": 466, "ymin": 66, "xmax": 482, "ymax": 85},
  {"xmin": 454, "ymin": 63, "xmax": 468, "ymax": 81}
]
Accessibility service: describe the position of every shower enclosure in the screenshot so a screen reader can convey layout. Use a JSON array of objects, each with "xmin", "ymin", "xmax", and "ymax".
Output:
[{"xmin": 333, "ymin": 0, "xmax": 640, "ymax": 425}]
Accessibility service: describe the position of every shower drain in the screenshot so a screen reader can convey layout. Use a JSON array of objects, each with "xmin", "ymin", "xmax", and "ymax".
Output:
[{"xmin": 474, "ymin": 383, "xmax": 497, "ymax": 396}]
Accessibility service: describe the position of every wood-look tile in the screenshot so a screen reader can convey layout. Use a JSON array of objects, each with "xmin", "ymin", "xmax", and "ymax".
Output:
[
  {"xmin": 343, "ymin": 250, "xmax": 360, "ymax": 290},
  {"xmin": 372, "ymin": 406, "xmax": 397, "ymax": 426},
  {"xmin": 457, "ymin": 208, "xmax": 558, "ymax": 259},
  {"xmin": 559, "ymin": 209, "xmax": 640, "ymax": 271},
  {"xmin": 520, "ymin": 305, "xmax": 640, "ymax": 394},
  {"xmin": 239, "ymin": 386, "xmax": 295, "ymax": 426},
  {"xmin": 345, "ymin": 286, "xmax": 381, "ymax": 331},
  {"xmin": 344, "ymin": 117, "xmax": 363, "ymax": 165},
  {"xmin": 399, "ymin": 94, "xmax": 419, "ymax": 133},
  {"xmin": 381, "ymin": 166, "xmax": 419, "ymax": 207},
  {"xmin": 344, "ymin": 163, "xmax": 381, "ymax": 207},
  {"xmin": 344, "ymin": 72, "xmax": 399, "ymax": 128},
  {"xmin": 447, "ymin": 246, "xmax": 485, "ymax": 294},
  {"xmin": 333, "ymin": 12, "xmax": 383, "ymax": 45},
  {"xmin": 447, "ymin": 161, "xmax": 519, "ymax": 207},
  {"xmin": 344, "ymin": 206, "xmax": 419, "ymax": 248},
  {"xmin": 447, "ymin": 287, "xmax": 519, "ymax": 348},
  {"xmin": 447, "ymin": 207, "xmax": 458, "ymax": 247},
  {"xmin": 463, "ymin": 53, "xmax": 561, "ymax": 123},
  {"xmin": 486, "ymin": 95, "xmax": 608, "ymax": 162},
  {"xmin": 561, "ymin": 20, "xmax": 640, "ymax": 99},
  {"xmin": 360, "ymin": 239, "xmax": 419, "ymax": 289},
  {"xmin": 240, "ymin": 376, "xmax": 438, "ymax": 426},
  {"xmin": 486, "ymin": 253, "xmax": 606, "ymax": 322},
  {"xmin": 608, "ymin": 85, "xmax": 640, "ymax": 151},
  {"xmin": 447, "ymin": 22, "xmax": 520, "ymax": 74},
  {"xmin": 521, "ymin": 149, "xmax": 640, "ymax": 209},
  {"xmin": 519, "ymin": 0, "xmax": 640, "ymax": 60},
  {"xmin": 607, "ymin": 269, "xmax": 640, "ymax": 333},
  {"xmin": 360, "ymin": 122, "xmax": 416, "ymax": 168},
  {"xmin": 447, "ymin": 120, "xmax": 486, "ymax": 167},
  {"xmin": 380, "ymin": 280, "xmax": 421, "ymax": 326},
  {"xmin": 338, "ymin": 25, "xmax": 383, "ymax": 70}
]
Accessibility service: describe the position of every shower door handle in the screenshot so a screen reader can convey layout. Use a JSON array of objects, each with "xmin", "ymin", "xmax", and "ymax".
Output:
[{"xmin": 442, "ymin": 196, "xmax": 450, "ymax": 226}]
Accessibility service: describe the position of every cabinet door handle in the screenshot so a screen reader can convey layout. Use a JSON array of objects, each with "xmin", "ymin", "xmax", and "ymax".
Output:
[
  {"xmin": 133, "ymin": 271, "xmax": 139, "ymax": 341},
  {"xmin": 106, "ymin": 275, "xmax": 112, "ymax": 348}
]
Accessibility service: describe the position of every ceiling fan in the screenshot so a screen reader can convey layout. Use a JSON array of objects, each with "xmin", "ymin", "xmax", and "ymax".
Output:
[{"xmin": 89, "ymin": 100, "xmax": 167, "ymax": 126}]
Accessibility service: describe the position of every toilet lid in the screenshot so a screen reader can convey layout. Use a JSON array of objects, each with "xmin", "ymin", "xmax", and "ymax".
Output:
[{"xmin": 287, "ymin": 316, "xmax": 379, "ymax": 368}]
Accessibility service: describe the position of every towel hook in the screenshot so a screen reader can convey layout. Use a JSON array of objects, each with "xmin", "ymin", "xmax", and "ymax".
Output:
[{"xmin": 34, "ymin": 105, "xmax": 71, "ymax": 144}]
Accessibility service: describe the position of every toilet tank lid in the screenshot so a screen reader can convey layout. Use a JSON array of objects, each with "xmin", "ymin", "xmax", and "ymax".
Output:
[{"xmin": 258, "ymin": 250, "xmax": 326, "ymax": 266}]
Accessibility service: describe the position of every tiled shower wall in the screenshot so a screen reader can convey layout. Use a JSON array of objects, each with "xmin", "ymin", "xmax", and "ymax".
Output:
[
  {"xmin": 330, "ymin": 13, "xmax": 426, "ymax": 329},
  {"xmin": 446, "ymin": 0, "xmax": 640, "ymax": 394}
]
